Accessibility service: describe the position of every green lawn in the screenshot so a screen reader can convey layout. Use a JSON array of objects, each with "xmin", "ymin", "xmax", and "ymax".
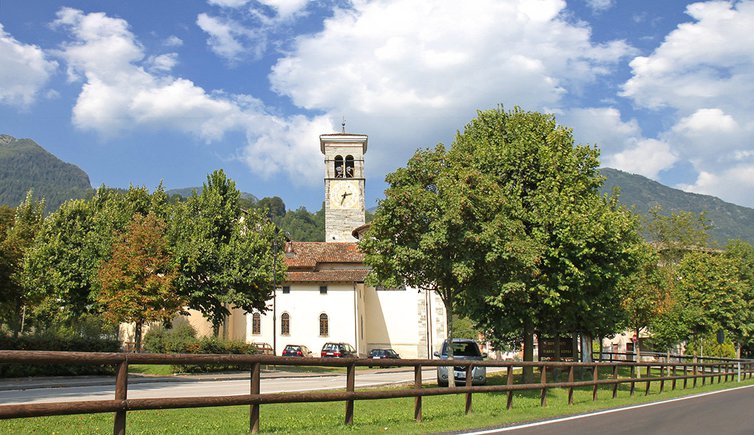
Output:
[{"xmin": 2, "ymin": 368, "xmax": 752, "ymax": 434}]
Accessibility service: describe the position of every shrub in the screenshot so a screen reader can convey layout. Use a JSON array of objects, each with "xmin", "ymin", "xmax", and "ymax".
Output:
[
  {"xmin": 0, "ymin": 320, "xmax": 120, "ymax": 377},
  {"xmin": 142, "ymin": 320, "xmax": 259, "ymax": 373}
]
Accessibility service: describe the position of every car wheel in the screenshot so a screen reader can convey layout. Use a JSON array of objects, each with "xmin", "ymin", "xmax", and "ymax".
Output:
[{"xmin": 437, "ymin": 379, "xmax": 448, "ymax": 387}]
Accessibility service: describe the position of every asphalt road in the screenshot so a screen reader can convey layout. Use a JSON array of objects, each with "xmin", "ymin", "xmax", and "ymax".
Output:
[
  {"xmin": 0, "ymin": 368, "xmax": 440, "ymax": 405},
  {"xmin": 467, "ymin": 384, "xmax": 754, "ymax": 435}
]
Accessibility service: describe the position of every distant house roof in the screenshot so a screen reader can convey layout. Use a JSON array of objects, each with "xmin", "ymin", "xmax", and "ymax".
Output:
[{"xmin": 283, "ymin": 242, "xmax": 369, "ymax": 283}]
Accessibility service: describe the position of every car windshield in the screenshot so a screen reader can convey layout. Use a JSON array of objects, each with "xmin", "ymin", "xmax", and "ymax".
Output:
[{"xmin": 443, "ymin": 341, "xmax": 481, "ymax": 357}]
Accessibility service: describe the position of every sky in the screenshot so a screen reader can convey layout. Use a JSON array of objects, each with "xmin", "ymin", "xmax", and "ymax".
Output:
[{"xmin": 2, "ymin": 0, "xmax": 753, "ymax": 211}]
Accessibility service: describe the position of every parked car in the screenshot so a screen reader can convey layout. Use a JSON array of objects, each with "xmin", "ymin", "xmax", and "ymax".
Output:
[
  {"xmin": 367, "ymin": 348, "xmax": 400, "ymax": 368},
  {"xmin": 282, "ymin": 344, "xmax": 313, "ymax": 357},
  {"xmin": 252, "ymin": 342, "xmax": 273, "ymax": 355},
  {"xmin": 321, "ymin": 342, "xmax": 357, "ymax": 358},
  {"xmin": 434, "ymin": 339, "xmax": 487, "ymax": 386}
]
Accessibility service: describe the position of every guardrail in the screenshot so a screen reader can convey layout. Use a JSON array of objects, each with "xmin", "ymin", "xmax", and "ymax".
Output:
[{"xmin": 0, "ymin": 350, "xmax": 752, "ymax": 434}]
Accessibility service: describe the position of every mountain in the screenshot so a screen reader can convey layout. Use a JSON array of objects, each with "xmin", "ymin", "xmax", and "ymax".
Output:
[
  {"xmin": 599, "ymin": 168, "xmax": 754, "ymax": 245},
  {"xmin": 0, "ymin": 135, "xmax": 92, "ymax": 212},
  {"xmin": 166, "ymin": 187, "xmax": 258, "ymax": 203}
]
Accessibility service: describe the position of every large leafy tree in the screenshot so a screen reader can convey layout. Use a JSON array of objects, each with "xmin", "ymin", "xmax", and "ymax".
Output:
[
  {"xmin": 98, "ymin": 213, "xmax": 183, "ymax": 351},
  {"xmin": 22, "ymin": 185, "xmax": 168, "ymax": 325},
  {"xmin": 362, "ymin": 107, "xmax": 641, "ymax": 381},
  {"xmin": 671, "ymin": 251, "xmax": 747, "ymax": 357},
  {"xmin": 724, "ymin": 240, "xmax": 754, "ymax": 357},
  {"xmin": 0, "ymin": 191, "xmax": 44, "ymax": 336},
  {"xmin": 447, "ymin": 108, "xmax": 641, "ymax": 368},
  {"xmin": 361, "ymin": 144, "xmax": 528, "ymax": 386},
  {"xmin": 170, "ymin": 170, "xmax": 285, "ymax": 333}
]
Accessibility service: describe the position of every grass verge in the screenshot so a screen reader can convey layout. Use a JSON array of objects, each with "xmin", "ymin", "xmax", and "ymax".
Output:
[{"xmin": 2, "ymin": 370, "xmax": 752, "ymax": 434}]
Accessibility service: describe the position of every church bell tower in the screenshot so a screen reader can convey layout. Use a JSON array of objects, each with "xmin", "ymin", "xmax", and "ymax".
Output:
[{"xmin": 321, "ymin": 132, "xmax": 367, "ymax": 242}]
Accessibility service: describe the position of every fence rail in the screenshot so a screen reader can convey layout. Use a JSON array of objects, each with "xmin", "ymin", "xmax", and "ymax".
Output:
[{"xmin": 1, "ymin": 350, "xmax": 752, "ymax": 434}]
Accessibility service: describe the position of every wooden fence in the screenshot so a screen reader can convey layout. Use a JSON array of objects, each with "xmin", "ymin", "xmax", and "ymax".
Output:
[{"xmin": 0, "ymin": 350, "xmax": 752, "ymax": 434}]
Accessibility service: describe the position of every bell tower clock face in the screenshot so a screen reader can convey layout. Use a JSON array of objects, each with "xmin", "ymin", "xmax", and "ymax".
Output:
[{"xmin": 330, "ymin": 180, "xmax": 361, "ymax": 209}]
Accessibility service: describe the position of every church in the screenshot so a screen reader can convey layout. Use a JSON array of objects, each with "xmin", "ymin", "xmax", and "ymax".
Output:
[{"xmin": 193, "ymin": 131, "xmax": 448, "ymax": 359}]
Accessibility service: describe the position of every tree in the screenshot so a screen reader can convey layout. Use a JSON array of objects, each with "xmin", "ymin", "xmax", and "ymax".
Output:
[
  {"xmin": 256, "ymin": 196, "xmax": 286, "ymax": 218},
  {"xmin": 671, "ymin": 251, "xmax": 746, "ymax": 358},
  {"xmin": 98, "ymin": 213, "xmax": 184, "ymax": 351},
  {"xmin": 0, "ymin": 191, "xmax": 44, "ymax": 336},
  {"xmin": 361, "ymin": 143, "xmax": 529, "ymax": 385},
  {"xmin": 620, "ymin": 242, "xmax": 671, "ymax": 362},
  {"xmin": 643, "ymin": 207, "xmax": 715, "ymax": 355},
  {"xmin": 446, "ymin": 108, "xmax": 641, "ymax": 373},
  {"xmin": 724, "ymin": 240, "xmax": 754, "ymax": 357},
  {"xmin": 22, "ymin": 185, "xmax": 169, "ymax": 326},
  {"xmin": 170, "ymin": 170, "xmax": 285, "ymax": 333}
]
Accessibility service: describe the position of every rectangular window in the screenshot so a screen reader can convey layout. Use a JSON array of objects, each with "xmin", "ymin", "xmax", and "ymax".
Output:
[
  {"xmin": 282, "ymin": 286, "xmax": 290, "ymax": 294},
  {"xmin": 320, "ymin": 285, "xmax": 327, "ymax": 294},
  {"xmin": 252, "ymin": 313, "xmax": 261, "ymax": 335}
]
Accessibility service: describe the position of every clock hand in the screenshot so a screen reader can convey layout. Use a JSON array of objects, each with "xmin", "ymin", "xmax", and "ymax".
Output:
[{"xmin": 340, "ymin": 191, "xmax": 351, "ymax": 204}]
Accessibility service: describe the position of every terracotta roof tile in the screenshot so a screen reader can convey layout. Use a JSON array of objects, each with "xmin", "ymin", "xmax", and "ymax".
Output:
[{"xmin": 283, "ymin": 242, "xmax": 369, "ymax": 283}]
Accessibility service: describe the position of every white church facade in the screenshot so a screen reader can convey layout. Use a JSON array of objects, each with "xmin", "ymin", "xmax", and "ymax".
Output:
[{"xmin": 190, "ymin": 132, "xmax": 447, "ymax": 358}]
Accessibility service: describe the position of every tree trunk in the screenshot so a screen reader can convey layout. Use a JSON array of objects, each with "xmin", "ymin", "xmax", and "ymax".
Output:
[
  {"xmin": 635, "ymin": 327, "xmax": 641, "ymax": 379},
  {"xmin": 523, "ymin": 320, "xmax": 534, "ymax": 383},
  {"xmin": 444, "ymin": 295, "xmax": 455, "ymax": 388},
  {"xmin": 581, "ymin": 333, "xmax": 593, "ymax": 363},
  {"xmin": 134, "ymin": 322, "xmax": 143, "ymax": 353}
]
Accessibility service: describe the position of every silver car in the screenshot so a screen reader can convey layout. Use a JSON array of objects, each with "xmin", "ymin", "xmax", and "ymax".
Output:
[{"xmin": 434, "ymin": 339, "xmax": 487, "ymax": 386}]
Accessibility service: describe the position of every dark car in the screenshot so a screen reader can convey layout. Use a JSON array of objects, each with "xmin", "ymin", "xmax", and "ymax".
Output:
[
  {"xmin": 282, "ymin": 344, "xmax": 313, "ymax": 357},
  {"xmin": 434, "ymin": 339, "xmax": 487, "ymax": 386},
  {"xmin": 321, "ymin": 342, "xmax": 357, "ymax": 358},
  {"xmin": 367, "ymin": 348, "xmax": 400, "ymax": 368}
]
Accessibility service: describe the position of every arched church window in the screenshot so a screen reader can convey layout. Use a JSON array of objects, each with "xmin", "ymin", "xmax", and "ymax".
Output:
[
  {"xmin": 319, "ymin": 313, "xmax": 329, "ymax": 337},
  {"xmin": 281, "ymin": 312, "xmax": 290, "ymax": 335},
  {"xmin": 345, "ymin": 155, "xmax": 355, "ymax": 178},
  {"xmin": 252, "ymin": 313, "xmax": 261, "ymax": 335},
  {"xmin": 334, "ymin": 155, "xmax": 344, "ymax": 178}
]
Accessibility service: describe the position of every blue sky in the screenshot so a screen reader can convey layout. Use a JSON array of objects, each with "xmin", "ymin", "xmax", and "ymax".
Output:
[{"xmin": 2, "ymin": 0, "xmax": 753, "ymax": 211}]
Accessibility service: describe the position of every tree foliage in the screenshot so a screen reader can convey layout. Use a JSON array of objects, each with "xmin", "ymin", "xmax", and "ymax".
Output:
[
  {"xmin": 169, "ymin": 170, "xmax": 285, "ymax": 332},
  {"xmin": 98, "ymin": 213, "xmax": 184, "ymax": 350},
  {"xmin": 362, "ymin": 107, "xmax": 642, "ymax": 373},
  {"xmin": 0, "ymin": 191, "xmax": 44, "ymax": 336}
]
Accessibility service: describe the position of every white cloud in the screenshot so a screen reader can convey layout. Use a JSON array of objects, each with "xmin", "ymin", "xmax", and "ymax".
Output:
[
  {"xmin": 257, "ymin": 0, "xmax": 309, "ymax": 19},
  {"xmin": 679, "ymin": 163, "xmax": 754, "ymax": 208},
  {"xmin": 209, "ymin": 0, "xmax": 251, "ymax": 7},
  {"xmin": 620, "ymin": 1, "xmax": 754, "ymax": 206},
  {"xmin": 586, "ymin": 0, "xmax": 615, "ymax": 13},
  {"xmin": 147, "ymin": 53, "xmax": 178, "ymax": 72},
  {"xmin": 196, "ymin": 13, "xmax": 263, "ymax": 63},
  {"xmin": 563, "ymin": 107, "xmax": 678, "ymax": 179},
  {"xmin": 164, "ymin": 35, "xmax": 184, "ymax": 47},
  {"xmin": 268, "ymin": 0, "xmax": 634, "ymax": 178},
  {"xmin": 622, "ymin": 1, "xmax": 754, "ymax": 112},
  {"xmin": 0, "ymin": 23, "xmax": 58, "ymax": 107},
  {"xmin": 53, "ymin": 8, "xmax": 331, "ymax": 187}
]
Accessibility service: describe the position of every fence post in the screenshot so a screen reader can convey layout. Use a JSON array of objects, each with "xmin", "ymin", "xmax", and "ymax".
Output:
[
  {"xmin": 612, "ymin": 364, "xmax": 618, "ymax": 399},
  {"xmin": 591, "ymin": 364, "xmax": 599, "ymax": 401},
  {"xmin": 568, "ymin": 365, "xmax": 575, "ymax": 405},
  {"xmin": 672, "ymin": 365, "xmax": 677, "ymax": 390},
  {"xmin": 738, "ymin": 361, "xmax": 741, "ymax": 383},
  {"xmin": 645, "ymin": 365, "xmax": 651, "ymax": 396},
  {"xmin": 465, "ymin": 365, "xmax": 473, "ymax": 415},
  {"xmin": 250, "ymin": 362, "xmax": 260, "ymax": 434},
  {"xmin": 659, "ymin": 365, "xmax": 665, "ymax": 393},
  {"xmin": 345, "ymin": 362, "xmax": 356, "ymax": 425},
  {"xmin": 114, "ymin": 359, "xmax": 128, "ymax": 435},
  {"xmin": 414, "ymin": 365, "xmax": 422, "ymax": 422},
  {"xmin": 629, "ymin": 365, "xmax": 635, "ymax": 397},
  {"xmin": 540, "ymin": 365, "xmax": 547, "ymax": 407},
  {"xmin": 506, "ymin": 365, "xmax": 514, "ymax": 410}
]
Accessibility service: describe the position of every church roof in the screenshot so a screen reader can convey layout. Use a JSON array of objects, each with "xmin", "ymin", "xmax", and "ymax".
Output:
[{"xmin": 283, "ymin": 242, "xmax": 369, "ymax": 283}]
